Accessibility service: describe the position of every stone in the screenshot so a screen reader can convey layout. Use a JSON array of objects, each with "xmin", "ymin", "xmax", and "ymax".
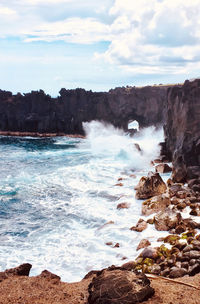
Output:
[
  {"xmin": 183, "ymin": 250, "xmax": 200, "ymax": 259},
  {"xmin": 142, "ymin": 194, "xmax": 170, "ymax": 216},
  {"xmin": 130, "ymin": 219, "xmax": 147, "ymax": 232},
  {"xmin": 135, "ymin": 172, "xmax": 167, "ymax": 200},
  {"xmin": 189, "ymin": 263, "xmax": 200, "ymax": 276},
  {"xmin": 155, "ymin": 163, "xmax": 172, "ymax": 173},
  {"xmin": 136, "ymin": 239, "xmax": 151, "ymax": 251},
  {"xmin": 140, "ymin": 247, "xmax": 159, "ymax": 260},
  {"xmin": 169, "ymin": 267, "xmax": 188, "ymax": 278},
  {"xmin": 154, "ymin": 210, "xmax": 181, "ymax": 231},
  {"xmin": 117, "ymin": 202, "xmax": 130, "ymax": 209},
  {"xmin": 88, "ymin": 268, "xmax": 155, "ymax": 304}
]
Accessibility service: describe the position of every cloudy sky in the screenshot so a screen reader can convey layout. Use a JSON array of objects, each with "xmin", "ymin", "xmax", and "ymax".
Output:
[{"xmin": 1, "ymin": 0, "xmax": 200, "ymax": 95}]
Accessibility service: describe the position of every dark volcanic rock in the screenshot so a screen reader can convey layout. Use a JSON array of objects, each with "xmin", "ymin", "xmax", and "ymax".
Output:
[
  {"xmin": 88, "ymin": 267, "xmax": 155, "ymax": 304},
  {"xmin": 164, "ymin": 79, "xmax": 200, "ymax": 183},
  {"xmin": 0, "ymin": 86, "xmax": 168, "ymax": 135}
]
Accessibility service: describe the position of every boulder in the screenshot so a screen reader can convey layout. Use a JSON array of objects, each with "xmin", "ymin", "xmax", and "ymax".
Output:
[
  {"xmin": 142, "ymin": 194, "xmax": 170, "ymax": 216},
  {"xmin": 154, "ymin": 210, "xmax": 181, "ymax": 231},
  {"xmin": 137, "ymin": 239, "xmax": 151, "ymax": 251},
  {"xmin": 88, "ymin": 267, "xmax": 155, "ymax": 304},
  {"xmin": 135, "ymin": 172, "xmax": 167, "ymax": 199},
  {"xmin": 130, "ymin": 219, "xmax": 147, "ymax": 232}
]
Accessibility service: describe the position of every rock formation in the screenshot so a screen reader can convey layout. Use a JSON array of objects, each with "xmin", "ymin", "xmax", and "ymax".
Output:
[
  {"xmin": 0, "ymin": 86, "xmax": 168, "ymax": 135},
  {"xmin": 164, "ymin": 79, "xmax": 200, "ymax": 184}
]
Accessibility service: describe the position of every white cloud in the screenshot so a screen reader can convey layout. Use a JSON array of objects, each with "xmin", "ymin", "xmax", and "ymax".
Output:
[{"xmin": 1, "ymin": 0, "xmax": 200, "ymax": 79}]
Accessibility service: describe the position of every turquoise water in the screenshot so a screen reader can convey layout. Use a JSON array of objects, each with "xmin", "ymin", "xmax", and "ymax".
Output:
[{"xmin": 0, "ymin": 121, "xmax": 166, "ymax": 282}]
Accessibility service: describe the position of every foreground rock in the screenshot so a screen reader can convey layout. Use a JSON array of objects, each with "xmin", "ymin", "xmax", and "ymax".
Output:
[
  {"xmin": 0, "ymin": 263, "xmax": 199, "ymax": 304},
  {"xmin": 88, "ymin": 267, "xmax": 155, "ymax": 304},
  {"xmin": 135, "ymin": 172, "xmax": 167, "ymax": 199}
]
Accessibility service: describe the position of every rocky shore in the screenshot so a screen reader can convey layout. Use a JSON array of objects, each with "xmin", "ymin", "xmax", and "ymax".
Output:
[{"xmin": 0, "ymin": 79, "xmax": 199, "ymax": 303}]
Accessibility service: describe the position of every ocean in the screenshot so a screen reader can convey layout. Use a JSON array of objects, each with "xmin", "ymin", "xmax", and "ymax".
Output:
[{"xmin": 0, "ymin": 121, "xmax": 169, "ymax": 282}]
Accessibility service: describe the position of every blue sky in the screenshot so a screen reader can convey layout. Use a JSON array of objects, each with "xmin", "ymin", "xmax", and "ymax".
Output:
[{"xmin": 1, "ymin": 0, "xmax": 200, "ymax": 96}]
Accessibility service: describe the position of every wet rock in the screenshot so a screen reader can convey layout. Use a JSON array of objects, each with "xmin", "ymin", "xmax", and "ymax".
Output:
[
  {"xmin": 142, "ymin": 194, "xmax": 170, "ymax": 216},
  {"xmin": 135, "ymin": 172, "xmax": 167, "ymax": 200},
  {"xmin": 155, "ymin": 163, "xmax": 172, "ymax": 173},
  {"xmin": 130, "ymin": 219, "xmax": 147, "ymax": 232},
  {"xmin": 105, "ymin": 242, "xmax": 113, "ymax": 246},
  {"xmin": 140, "ymin": 247, "xmax": 158, "ymax": 260},
  {"xmin": 114, "ymin": 243, "xmax": 120, "ymax": 248},
  {"xmin": 115, "ymin": 182, "xmax": 123, "ymax": 187},
  {"xmin": 137, "ymin": 239, "xmax": 151, "ymax": 251},
  {"xmin": 134, "ymin": 143, "xmax": 142, "ymax": 153},
  {"xmin": 154, "ymin": 210, "xmax": 181, "ymax": 231},
  {"xmin": 117, "ymin": 202, "xmax": 130, "ymax": 209},
  {"xmin": 169, "ymin": 267, "xmax": 188, "ymax": 278},
  {"xmin": 88, "ymin": 268, "xmax": 155, "ymax": 304}
]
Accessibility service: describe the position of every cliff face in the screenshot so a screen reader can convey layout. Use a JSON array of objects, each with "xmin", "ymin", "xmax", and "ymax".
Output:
[
  {"xmin": 0, "ymin": 86, "xmax": 168, "ymax": 135},
  {"xmin": 164, "ymin": 79, "xmax": 200, "ymax": 184}
]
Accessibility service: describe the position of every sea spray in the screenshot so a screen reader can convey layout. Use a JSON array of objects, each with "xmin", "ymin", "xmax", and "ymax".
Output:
[{"xmin": 0, "ymin": 122, "xmax": 169, "ymax": 282}]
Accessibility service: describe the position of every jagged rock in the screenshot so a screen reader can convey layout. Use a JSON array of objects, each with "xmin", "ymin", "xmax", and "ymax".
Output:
[
  {"xmin": 164, "ymin": 79, "xmax": 200, "ymax": 183},
  {"xmin": 135, "ymin": 172, "xmax": 167, "ymax": 200},
  {"xmin": 0, "ymin": 86, "xmax": 168, "ymax": 135},
  {"xmin": 155, "ymin": 163, "xmax": 172, "ymax": 173},
  {"xmin": 37, "ymin": 270, "xmax": 61, "ymax": 281},
  {"xmin": 88, "ymin": 268, "xmax": 155, "ymax": 304},
  {"xmin": 130, "ymin": 219, "xmax": 147, "ymax": 232},
  {"xmin": 137, "ymin": 239, "xmax": 151, "ymax": 251},
  {"xmin": 154, "ymin": 210, "xmax": 181, "ymax": 231},
  {"xmin": 0, "ymin": 264, "xmax": 32, "ymax": 282},
  {"xmin": 142, "ymin": 194, "xmax": 170, "ymax": 216}
]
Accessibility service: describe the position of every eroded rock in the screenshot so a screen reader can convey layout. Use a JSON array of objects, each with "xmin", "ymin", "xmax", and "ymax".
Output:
[
  {"xmin": 88, "ymin": 267, "xmax": 155, "ymax": 304},
  {"xmin": 135, "ymin": 172, "xmax": 167, "ymax": 200}
]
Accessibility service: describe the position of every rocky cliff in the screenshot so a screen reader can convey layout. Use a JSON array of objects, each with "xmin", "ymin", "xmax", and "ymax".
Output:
[
  {"xmin": 164, "ymin": 79, "xmax": 200, "ymax": 185},
  {"xmin": 0, "ymin": 86, "xmax": 168, "ymax": 135}
]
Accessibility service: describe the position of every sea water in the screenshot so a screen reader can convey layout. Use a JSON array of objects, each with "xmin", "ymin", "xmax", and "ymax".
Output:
[{"xmin": 0, "ymin": 121, "xmax": 170, "ymax": 282}]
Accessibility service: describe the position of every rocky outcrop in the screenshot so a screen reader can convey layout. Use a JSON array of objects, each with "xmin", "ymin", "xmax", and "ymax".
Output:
[
  {"xmin": 0, "ymin": 86, "xmax": 168, "ymax": 135},
  {"xmin": 88, "ymin": 267, "xmax": 155, "ymax": 304},
  {"xmin": 135, "ymin": 172, "xmax": 167, "ymax": 199},
  {"xmin": 164, "ymin": 79, "xmax": 200, "ymax": 183}
]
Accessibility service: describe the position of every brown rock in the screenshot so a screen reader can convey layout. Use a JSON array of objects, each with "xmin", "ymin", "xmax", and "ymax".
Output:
[
  {"xmin": 140, "ymin": 247, "xmax": 159, "ymax": 260},
  {"xmin": 117, "ymin": 202, "xmax": 130, "ymax": 209},
  {"xmin": 135, "ymin": 172, "xmax": 167, "ymax": 199},
  {"xmin": 142, "ymin": 194, "xmax": 170, "ymax": 216},
  {"xmin": 154, "ymin": 210, "xmax": 181, "ymax": 231},
  {"xmin": 136, "ymin": 239, "xmax": 151, "ymax": 251},
  {"xmin": 88, "ymin": 268, "xmax": 155, "ymax": 304},
  {"xmin": 115, "ymin": 183, "xmax": 123, "ymax": 186},
  {"xmin": 37, "ymin": 270, "xmax": 60, "ymax": 281},
  {"xmin": 155, "ymin": 163, "xmax": 172, "ymax": 173},
  {"xmin": 169, "ymin": 267, "xmax": 188, "ymax": 278},
  {"xmin": 130, "ymin": 219, "xmax": 147, "ymax": 232}
]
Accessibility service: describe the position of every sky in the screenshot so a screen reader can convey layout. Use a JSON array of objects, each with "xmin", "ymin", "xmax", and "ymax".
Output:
[{"xmin": 1, "ymin": 0, "xmax": 200, "ymax": 96}]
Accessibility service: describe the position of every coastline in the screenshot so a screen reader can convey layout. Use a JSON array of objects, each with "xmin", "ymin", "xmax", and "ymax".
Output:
[{"xmin": 0, "ymin": 131, "xmax": 85, "ymax": 138}]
